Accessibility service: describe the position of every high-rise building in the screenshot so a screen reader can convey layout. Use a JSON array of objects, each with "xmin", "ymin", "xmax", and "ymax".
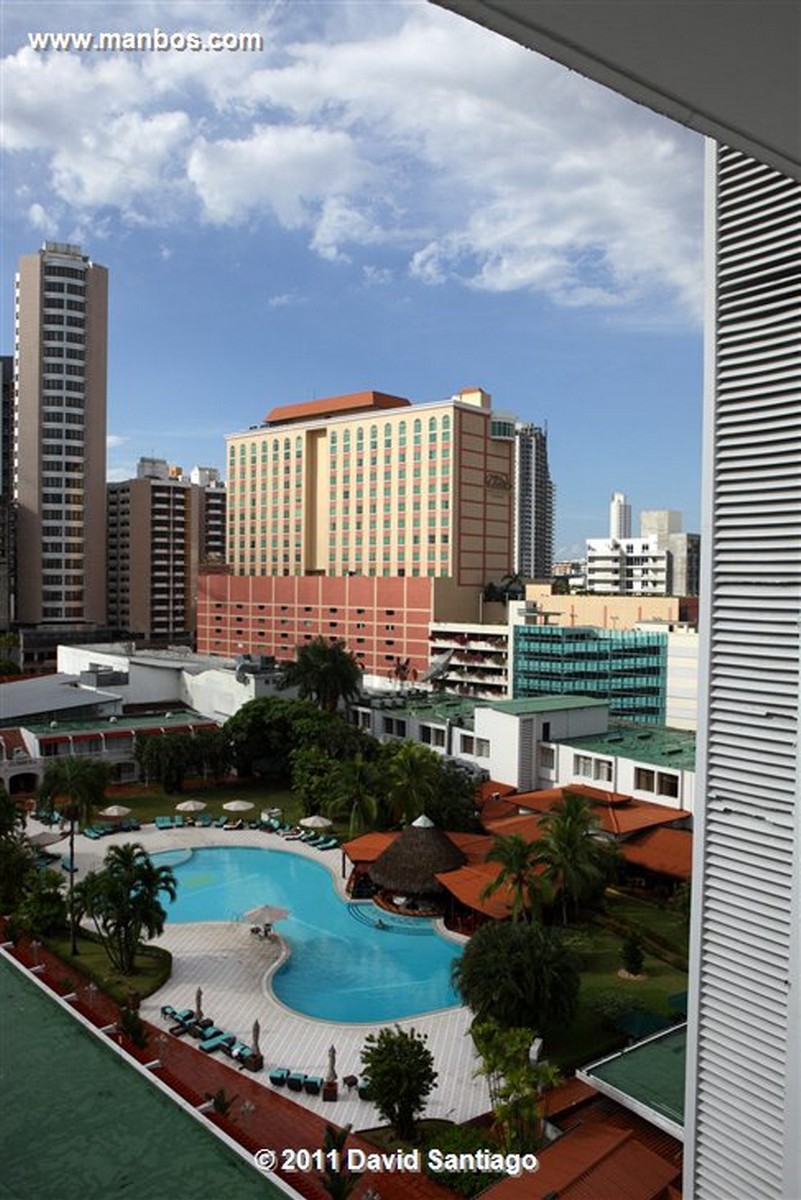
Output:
[
  {"xmin": 199, "ymin": 387, "xmax": 517, "ymax": 675},
  {"xmin": 0, "ymin": 356, "xmax": 15, "ymax": 630},
  {"xmin": 609, "ymin": 491, "xmax": 631, "ymax": 540},
  {"xmin": 685, "ymin": 143, "xmax": 801, "ymax": 1200},
  {"xmin": 492, "ymin": 413, "xmax": 554, "ymax": 579},
  {"xmin": 107, "ymin": 459, "xmax": 226, "ymax": 641},
  {"xmin": 14, "ymin": 242, "xmax": 108, "ymax": 626}
]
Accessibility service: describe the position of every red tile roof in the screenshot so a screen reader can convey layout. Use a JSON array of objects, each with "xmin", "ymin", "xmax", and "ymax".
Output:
[
  {"xmin": 265, "ymin": 391, "xmax": 411, "ymax": 425},
  {"xmin": 485, "ymin": 785, "xmax": 690, "ymax": 839},
  {"xmin": 0, "ymin": 728, "xmax": 28, "ymax": 759},
  {"xmin": 483, "ymin": 1123, "xmax": 681, "ymax": 1200},
  {"xmin": 621, "ymin": 828, "xmax": 693, "ymax": 880}
]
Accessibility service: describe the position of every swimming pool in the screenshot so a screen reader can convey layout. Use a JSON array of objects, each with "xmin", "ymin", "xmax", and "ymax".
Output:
[{"xmin": 153, "ymin": 845, "xmax": 462, "ymax": 1023}]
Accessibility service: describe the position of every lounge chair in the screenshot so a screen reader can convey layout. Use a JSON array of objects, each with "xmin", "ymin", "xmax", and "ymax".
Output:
[
  {"xmin": 197, "ymin": 813, "xmax": 213, "ymax": 828},
  {"xmin": 213, "ymin": 816, "xmax": 227, "ymax": 828},
  {"xmin": 286, "ymin": 1072, "xmax": 307, "ymax": 1092},
  {"xmin": 223, "ymin": 818, "xmax": 244, "ymax": 831},
  {"xmin": 174, "ymin": 814, "xmax": 185, "ymax": 829},
  {"xmin": 269, "ymin": 1068, "xmax": 290, "ymax": 1087},
  {"xmin": 222, "ymin": 1039, "xmax": 251, "ymax": 1061},
  {"xmin": 200, "ymin": 1033, "xmax": 236, "ymax": 1054},
  {"xmin": 161, "ymin": 1005, "xmax": 194, "ymax": 1023},
  {"xmin": 83, "ymin": 826, "xmax": 101, "ymax": 840},
  {"xmin": 155, "ymin": 816, "xmax": 174, "ymax": 830},
  {"xmin": 315, "ymin": 837, "xmax": 339, "ymax": 851},
  {"xmin": 304, "ymin": 1076, "xmax": 323, "ymax": 1095}
]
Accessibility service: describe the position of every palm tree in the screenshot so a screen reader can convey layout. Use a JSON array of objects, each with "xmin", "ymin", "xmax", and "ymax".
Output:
[
  {"xmin": 326, "ymin": 753, "xmax": 380, "ymax": 837},
  {"xmin": 78, "ymin": 842, "xmax": 177, "ymax": 974},
  {"xmin": 480, "ymin": 834, "xmax": 549, "ymax": 923},
  {"xmin": 39, "ymin": 757, "xmax": 110, "ymax": 954},
  {"xmin": 534, "ymin": 791, "xmax": 618, "ymax": 925},
  {"xmin": 383, "ymin": 741, "xmax": 441, "ymax": 826},
  {"xmin": 284, "ymin": 637, "xmax": 362, "ymax": 713}
]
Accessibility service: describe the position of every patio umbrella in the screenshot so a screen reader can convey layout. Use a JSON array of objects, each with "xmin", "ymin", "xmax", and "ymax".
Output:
[
  {"xmin": 29, "ymin": 830, "xmax": 64, "ymax": 848},
  {"xmin": 326, "ymin": 1044, "xmax": 337, "ymax": 1084},
  {"xmin": 252, "ymin": 1019, "xmax": 261, "ymax": 1057},
  {"xmin": 300, "ymin": 814, "xmax": 332, "ymax": 830},
  {"xmin": 176, "ymin": 799, "xmax": 207, "ymax": 813},
  {"xmin": 223, "ymin": 800, "xmax": 255, "ymax": 813},
  {"xmin": 99, "ymin": 805, "xmax": 131, "ymax": 818},
  {"xmin": 195, "ymin": 987, "xmax": 203, "ymax": 1021},
  {"xmin": 244, "ymin": 904, "xmax": 289, "ymax": 925}
]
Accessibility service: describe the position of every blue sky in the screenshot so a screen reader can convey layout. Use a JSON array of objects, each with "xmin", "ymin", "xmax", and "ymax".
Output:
[{"xmin": 1, "ymin": 0, "xmax": 705, "ymax": 558}]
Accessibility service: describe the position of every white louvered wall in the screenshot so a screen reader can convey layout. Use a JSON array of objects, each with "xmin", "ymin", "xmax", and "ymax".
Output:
[{"xmin": 687, "ymin": 144, "xmax": 801, "ymax": 1199}]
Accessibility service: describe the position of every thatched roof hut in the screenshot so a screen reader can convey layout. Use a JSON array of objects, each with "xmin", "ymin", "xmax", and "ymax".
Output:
[{"xmin": 369, "ymin": 815, "xmax": 467, "ymax": 896}]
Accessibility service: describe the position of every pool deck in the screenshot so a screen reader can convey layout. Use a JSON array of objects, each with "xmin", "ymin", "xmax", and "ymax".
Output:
[{"xmin": 60, "ymin": 820, "xmax": 489, "ymax": 1131}]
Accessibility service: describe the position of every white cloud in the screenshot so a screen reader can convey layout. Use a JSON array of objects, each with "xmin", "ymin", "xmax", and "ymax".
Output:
[
  {"xmin": 2, "ymin": 1, "xmax": 703, "ymax": 321},
  {"xmin": 27, "ymin": 201, "xmax": 58, "ymax": 236},
  {"xmin": 107, "ymin": 434, "xmax": 129, "ymax": 449},
  {"xmin": 267, "ymin": 291, "xmax": 304, "ymax": 308}
]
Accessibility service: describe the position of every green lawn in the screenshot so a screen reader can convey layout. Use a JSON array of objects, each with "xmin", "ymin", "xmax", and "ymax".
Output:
[
  {"xmin": 605, "ymin": 890, "xmax": 689, "ymax": 956},
  {"xmin": 43, "ymin": 932, "xmax": 172, "ymax": 1004},
  {"xmin": 92, "ymin": 780, "xmax": 303, "ymax": 829},
  {"xmin": 547, "ymin": 925, "xmax": 688, "ymax": 1072}
]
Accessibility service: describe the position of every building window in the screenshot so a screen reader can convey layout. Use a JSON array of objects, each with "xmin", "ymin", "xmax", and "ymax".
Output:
[
  {"xmin": 634, "ymin": 767, "xmax": 655, "ymax": 792},
  {"xmin": 573, "ymin": 754, "xmax": 593, "ymax": 777},
  {"xmin": 593, "ymin": 759, "xmax": 613, "ymax": 783},
  {"xmin": 540, "ymin": 745, "xmax": 555, "ymax": 768},
  {"xmin": 657, "ymin": 772, "xmax": 679, "ymax": 798}
]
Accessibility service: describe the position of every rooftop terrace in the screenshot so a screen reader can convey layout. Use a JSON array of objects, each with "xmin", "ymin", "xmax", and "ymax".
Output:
[
  {"xmin": 578, "ymin": 1025, "xmax": 687, "ymax": 1140},
  {"xmin": 560, "ymin": 725, "xmax": 696, "ymax": 771}
]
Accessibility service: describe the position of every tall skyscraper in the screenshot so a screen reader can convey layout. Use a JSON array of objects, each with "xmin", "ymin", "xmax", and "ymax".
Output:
[
  {"xmin": 685, "ymin": 143, "xmax": 801, "ymax": 1200},
  {"xmin": 609, "ymin": 491, "xmax": 631, "ymax": 539},
  {"xmin": 0, "ymin": 356, "xmax": 15, "ymax": 629},
  {"xmin": 107, "ymin": 459, "xmax": 226, "ymax": 641},
  {"xmin": 493, "ymin": 414, "xmax": 554, "ymax": 579},
  {"xmin": 14, "ymin": 242, "xmax": 108, "ymax": 626}
]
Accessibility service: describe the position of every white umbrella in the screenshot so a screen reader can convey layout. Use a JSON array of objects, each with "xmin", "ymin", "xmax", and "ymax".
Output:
[
  {"xmin": 223, "ymin": 800, "xmax": 255, "ymax": 813},
  {"xmin": 175, "ymin": 799, "xmax": 207, "ymax": 813},
  {"xmin": 245, "ymin": 904, "xmax": 289, "ymax": 925},
  {"xmin": 99, "ymin": 804, "xmax": 131, "ymax": 818},
  {"xmin": 300, "ymin": 814, "xmax": 332, "ymax": 830},
  {"xmin": 29, "ymin": 831, "xmax": 64, "ymax": 848},
  {"xmin": 326, "ymin": 1044, "xmax": 337, "ymax": 1084},
  {"xmin": 195, "ymin": 987, "xmax": 203, "ymax": 1021},
  {"xmin": 252, "ymin": 1019, "xmax": 261, "ymax": 1057}
]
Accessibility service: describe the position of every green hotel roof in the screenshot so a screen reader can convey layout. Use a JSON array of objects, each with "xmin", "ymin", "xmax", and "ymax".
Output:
[
  {"xmin": 489, "ymin": 696, "xmax": 609, "ymax": 715},
  {"xmin": 25, "ymin": 710, "xmax": 213, "ymax": 736},
  {"xmin": 579, "ymin": 1025, "xmax": 686, "ymax": 1136},
  {"xmin": 560, "ymin": 725, "xmax": 696, "ymax": 770},
  {"xmin": 368, "ymin": 692, "xmax": 609, "ymax": 726},
  {"xmin": 0, "ymin": 955, "xmax": 283, "ymax": 1200}
]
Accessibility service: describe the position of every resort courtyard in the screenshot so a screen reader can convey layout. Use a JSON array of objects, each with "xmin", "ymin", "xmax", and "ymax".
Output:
[{"xmin": 70, "ymin": 820, "xmax": 489, "ymax": 1129}]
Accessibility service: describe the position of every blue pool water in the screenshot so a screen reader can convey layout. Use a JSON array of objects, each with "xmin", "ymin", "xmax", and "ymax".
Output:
[{"xmin": 153, "ymin": 845, "xmax": 462, "ymax": 1022}]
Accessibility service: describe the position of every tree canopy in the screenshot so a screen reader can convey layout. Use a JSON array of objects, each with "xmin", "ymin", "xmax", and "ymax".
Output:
[
  {"xmin": 452, "ymin": 920, "xmax": 581, "ymax": 1035},
  {"xmin": 281, "ymin": 636, "xmax": 362, "ymax": 713},
  {"xmin": 360, "ymin": 1025, "xmax": 437, "ymax": 1143},
  {"xmin": 534, "ymin": 790, "xmax": 618, "ymax": 924}
]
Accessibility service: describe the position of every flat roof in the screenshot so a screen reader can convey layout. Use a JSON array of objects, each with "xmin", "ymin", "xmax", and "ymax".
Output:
[
  {"xmin": 25, "ymin": 709, "xmax": 213, "ymax": 737},
  {"xmin": 0, "ymin": 674, "xmax": 121, "ymax": 722},
  {"xmin": 578, "ymin": 1025, "xmax": 687, "ymax": 1140},
  {"xmin": 0, "ymin": 955, "xmax": 284, "ymax": 1199},
  {"xmin": 560, "ymin": 725, "xmax": 696, "ymax": 771},
  {"xmin": 489, "ymin": 696, "xmax": 609, "ymax": 715},
  {"xmin": 265, "ymin": 389, "xmax": 411, "ymax": 425}
]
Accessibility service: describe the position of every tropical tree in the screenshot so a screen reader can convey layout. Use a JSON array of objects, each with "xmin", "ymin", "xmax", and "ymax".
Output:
[
  {"xmin": 425, "ymin": 759, "xmax": 482, "ymax": 833},
  {"xmin": 38, "ymin": 757, "xmax": 110, "ymax": 954},
  {"xmin": 13, "ymin": 869, "xmax": 67, "ymax": 938},
  {"xmin": 0, "ymin": 836, "xmax": 36, "ymax": 910},
  {"xmin": 0, "ymin": 784, "xmax": 26, "ymax": 840},
  {"xmin": 325, "ymin": 752, "xmax": 381, "ymax": 837},
  {"xmin": 480, "ymin": 834, "xmax": 550, "ymax": 923},
  {"xmin": 452, "ymin": 920, "xmax": 581, "ymax": 1034},
  {"xmin": 471, "ymin": 1019, "xmax": 561, "ymax": 1152},
  {"xmin": 318, "ymin": 1124, "xmax": 358, "ymax": 1200},
  {"xmin": 290, "ymin": 745, "xmax": 339, "ymax": 817},
  {"xmin": 360, "ymin": 1025, "xmax": 437, "ymax": 1143},
  {"xmin": 134, "ymin": 732, "xmax": 195, "ymax": 793},
  {"xmin": 76, "ymin": 842, "xmax": 177, "ymax": 974},
  {"xmin": 382, "ymin": 740, "xmax": 441, "ymax": 826},
  {"xmin": 534, "ymin": 791, "xmax": 618, "ymax": 925},
  {"xmin": 282, "ymin": 637, "xmax": 362, "ymax": 713}
]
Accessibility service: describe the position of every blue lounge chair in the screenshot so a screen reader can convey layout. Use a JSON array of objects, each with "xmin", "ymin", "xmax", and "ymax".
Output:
[
  {"xmin": 286, "ymin": 1072, "xmax": 306, "ymax": 1092},
  {"xmin": 160, "ymin": 1005, "xmax": 194, "ymax": 1023},
  {"xmin": 197, "ymin": 813, "xmax": 213, "ymax": 828},
  {"xmin": 83, "ymin": 827, "xmax": 101, "ymax": 840},
  {"xmin": 174, "ymin": 814, "xmax": 185, "ymax": 829},
  {"xmin": 214, "ymin": 816, "xmax": 227, "ymax": 828},
  {"xmin": 223, "ymin": 1039, "xmax": 251, "ymax": 1061},
  {"xmin": 316, "ymin": 838, "xmax": 339, "ymax": 852},
  {"xmin": 304, "ymin": 1076, "xmax": 323, "ymax": 1095},
  {"xmin": 269, "ymin": 1068, "xmax": 290, "ymax": 1086},
  {"xmin": 200, "ymin": 1033, "xmax": 236, "ymax": 1054},
  {"xmin": 155, "ymin": 816, "xmax": 173, "ymax": 830}
]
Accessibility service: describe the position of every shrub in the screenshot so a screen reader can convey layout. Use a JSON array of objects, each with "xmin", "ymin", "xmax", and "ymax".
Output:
[
  {"xmin": 422, "ymin": 1125, "xmax": 504, "ymax": 1197},
  {"xmin": 621, "ymin": 931, "xmax": 645, "ymax": 976}
]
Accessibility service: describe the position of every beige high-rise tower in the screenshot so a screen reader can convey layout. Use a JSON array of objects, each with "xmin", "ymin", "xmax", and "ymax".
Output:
[{"xmin": 14, "ymin": 242, "xmax": 108, "ymax": 626}]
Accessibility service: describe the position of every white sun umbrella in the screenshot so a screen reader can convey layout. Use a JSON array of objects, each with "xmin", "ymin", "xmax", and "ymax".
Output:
[
  {"xmin": 222, "ymin": 800, "xmax": 255, "ymax": 813},
  {"xmin": 252, "ymin": 1019, "xmax": 261, "ymax": 1057},
  {"xmin": 99, "ymin": 804, "xmax": 131, "ymax": 818},
  {"xmin": 300, "ymin": 814, "xmax": 332, "ymax": 830},
  {"xmin": 326, "ymin": 1044, "xmax": 337, "ymax": 1084},
  {"xmin": 245, "ymin": 903, "xmax": 289, "ymax": 925},
  {"xmin": 29, "ymin": 830, "xmax": 65, "ymax": 848},
  {"xmin": 175, "ymin": 799, "xmax": 207, "ymax": 813},
  {"xmin": 195, "ymin": 987, "xmax": 203, "ymax": 1021}
]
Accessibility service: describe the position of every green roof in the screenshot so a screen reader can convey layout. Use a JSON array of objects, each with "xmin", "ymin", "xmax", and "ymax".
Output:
[
  {"xmin": 0, "ymin": 955, "xmax": 282, "ymax": 1199},
  {"xmin": 489, "ymin": 696, "xmax": 609, "ymax": 716},
  {"xmin": 560, "ymin": 725, "xmax": 696, "ymax": 770},
  {"xmin": 579, "ymin": 1025, "xmax": 686, "ymax": 1134},
  {"xmin": 26, "ymin": 710, "xmax": 214, "ymax": 736}
]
